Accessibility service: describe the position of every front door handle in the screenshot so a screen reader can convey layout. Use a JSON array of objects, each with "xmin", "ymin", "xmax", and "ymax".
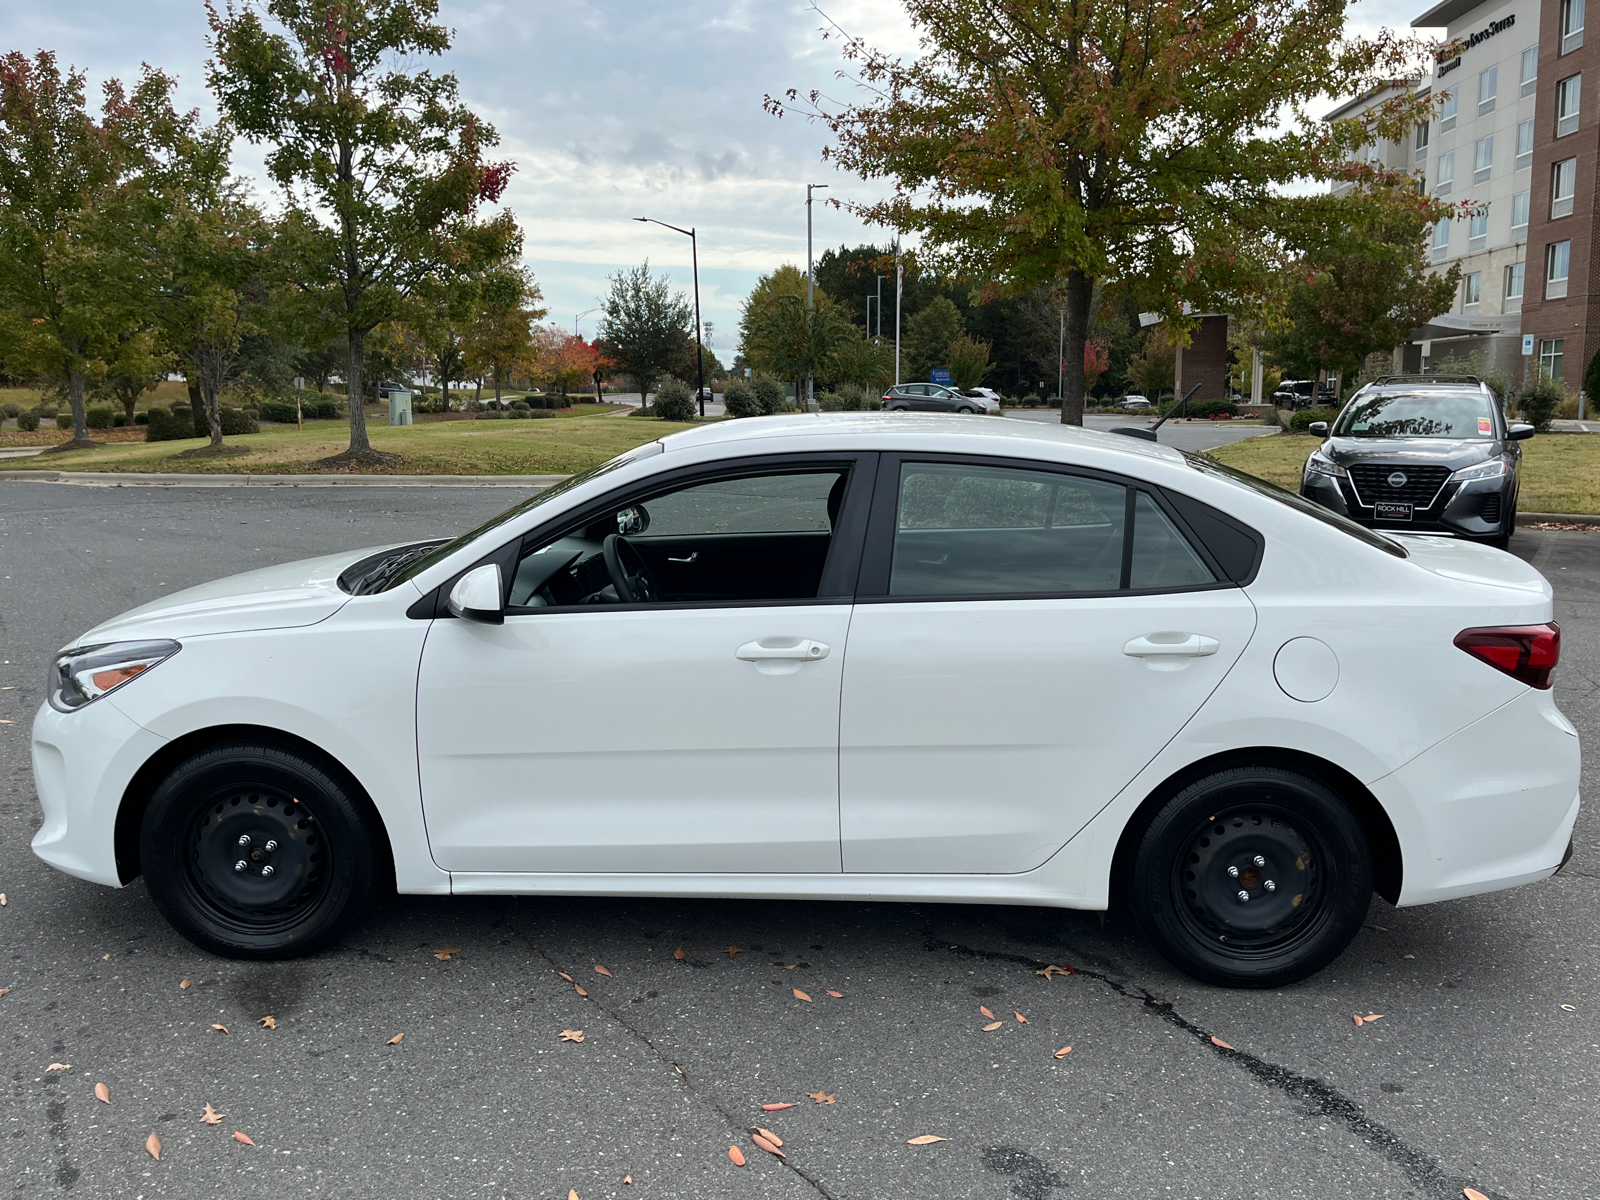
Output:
[
  {"xmin": 1123, "ymin": 633, "xmax": 1219, "ymax": 658},
  {"xmin": 736, "ymin": 638, "xmax": 830, "ymax": 662},
  {"xmin": 667, "ymin": 552, "xmax": 698, "ymax": 564}
]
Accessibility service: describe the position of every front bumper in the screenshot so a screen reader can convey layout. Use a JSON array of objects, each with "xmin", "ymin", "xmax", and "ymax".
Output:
[{"xmin": 1302, "ymin": 471, "xmax": 1513, "ymax": 540}]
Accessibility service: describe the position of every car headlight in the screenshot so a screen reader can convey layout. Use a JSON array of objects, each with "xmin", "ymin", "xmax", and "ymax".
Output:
[
  {"xmin": 1449, "ymin": 458, "xmax": 1509, "ymax": 482},
  {"xmin": 48, "ymin": 640, "xmax": 181, "ymax": 713},
  {"xmin": 1304, "ymin": 455, "xmax": 1347, "ymax": 480}
]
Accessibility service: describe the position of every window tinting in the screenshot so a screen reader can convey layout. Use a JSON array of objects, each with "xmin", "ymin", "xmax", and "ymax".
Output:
[
  {"xmin": 1130, "ymin": 492, "xmax": 1217, "ymax": 589},
  {"xmin": 641, "ymin": 473, "xmax": 837, "ymax": 535}
]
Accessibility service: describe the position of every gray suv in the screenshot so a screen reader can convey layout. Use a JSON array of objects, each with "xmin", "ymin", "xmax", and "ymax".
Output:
[{"xmin": 881, "ymin": 383, "xmax": 981, "ymax": 413}]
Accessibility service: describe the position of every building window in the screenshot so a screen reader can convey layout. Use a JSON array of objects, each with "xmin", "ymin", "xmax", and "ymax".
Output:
[
  {"xmin": 1563, "ymin": 0, "xmax": 1585, "ymax": 53},
  {"xmin": 1553, "ymin": 157, "xmax": 1578, "ymax": 217},
  {"xmin": 1441, "ymin": 86, "xmax": 1459, "ymax": 133},
  {"xmin": 1558, "ymin": 75, "xmax": 1581, "ymax": 136},
  {"xmin": 1522, "ymin": 45, "xmax": 1540, "ymax": 96},
  {"xmin": 1512, "ymin": 190, "xmax": 1531, "ymax": 228},
  {"xmin": 1432, "ymin": 217, "xmax": 1451, "ymax": 260},
  {"xmin": 1473, "ymin": 135, "xmax": 1494, "ymax": 184},
  {"xmin": 1517, "ymin": 118, "xmax": 1535, "ymax": 169},
  {"xmin": 1477, "ymin": 65, "xmax": 1498, "ymax": 115},
  {"xmin": 1415, "ymin": 120, "xmax": 1429, "ymax": 162},
  {"xmin": 1463, "ymin": 272, "xmax": 1482, "ymax": 311},
  {"xmin": 1505, "ymin": 262, "xmax": 1525, "ymax": 311},
  {"xmin": 1436, "ymin": 149, "xmax": 1455, "ymax": 196},
  {"xmin": 1469, "ymin": 207, "xmax": 1489, "ymax": 249},
  {"xmin": 1540, "ymin": 338, "xmax": 1565, "ymax": 380},
  {"xmin": 1547, "ymin": 240, "xmax": 1572, "ymax": 299}
]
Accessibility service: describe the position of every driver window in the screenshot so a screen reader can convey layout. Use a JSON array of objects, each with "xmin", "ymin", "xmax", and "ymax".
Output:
[{"xmin": 509, "ymin": 470, "xmax": 847, "ymax": 609}]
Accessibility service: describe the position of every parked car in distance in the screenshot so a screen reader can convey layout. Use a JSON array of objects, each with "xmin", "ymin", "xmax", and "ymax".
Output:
[
  {"xmin": 32, "ymin": 415, "xmax": 1578, "ymax": 989},
  {"xmin": 1299, "ymin": 375, "xmax": 1530, "ymax": 549},
  {"xmin": 1272, "ymin": 380, "xmax": 1336, "ymax": 410},
  {"xmin": 1122, "ymin": 395, "xmax": 1153, "ymax": 410},
  {"xmin": 881, "ymin": 383, "xmax": 983, "ymax": 413},
  {"xmin": 374, "ymin": 380, "xmax": 410, "ymax": 400},
  {"xmin": 958, "ymin": 387, "xmax": 1004, "ymax": 414}
]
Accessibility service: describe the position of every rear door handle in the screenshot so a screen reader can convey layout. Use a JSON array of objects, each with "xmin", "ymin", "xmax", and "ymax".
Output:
[
  {"xmin": 736, "ymin": 638, "xmax": 830, "ymax": 662},
  {"xmin": 1123, "ymin": 633, "xmax": 1219, "ymax": 658}
]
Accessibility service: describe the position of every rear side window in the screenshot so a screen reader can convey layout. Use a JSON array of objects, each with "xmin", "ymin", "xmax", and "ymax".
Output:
[{"xmin": 887, "ymin": 463, "xmax": 1218, "ymax": 597}]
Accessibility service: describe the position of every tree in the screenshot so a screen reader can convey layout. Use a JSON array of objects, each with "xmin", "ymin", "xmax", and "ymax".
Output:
[
  {"xmin": 93, "ymin": 328, "xmax": 167, "ymax": 427},
  {"xmin": 462, "ymin": 264, "xmax": 544, "ymax": 403},
  {"xmin": 209, "ymin": 0, "xmax": 518, "ymax": 465},
  {"xmin": 739, "ymin": 264, "xmax": 825, "ymax": 369},
  {"xmin": 946, "ymin": 334, "xmax": 995, "ymax": 390},
  {"xmin": 1126, "ymin": 326, "xmax": 1176, "ymax": 399},
  {"xmin": 773, "ymin": 0, "xmax": 1440, "ymax": 425},
  {"xmin": 745, "ymin": 293, "xmax": 853, "ymax": 409},
  {"xmin": 832, "ymin": 327, "xmax": 894, "ymax": 392},
  {"xmin": 596, "ymin": 262, "xmax": 692, "ymax": 398},
  {"xmin": 903, "ymin": 296, "xmax": 964, "ymax": 382}
]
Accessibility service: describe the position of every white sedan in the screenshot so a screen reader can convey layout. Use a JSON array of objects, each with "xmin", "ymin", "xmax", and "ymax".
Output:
[{"xmin": 31, "ymin": 416, "xmax": 1580, "ymax": 987}]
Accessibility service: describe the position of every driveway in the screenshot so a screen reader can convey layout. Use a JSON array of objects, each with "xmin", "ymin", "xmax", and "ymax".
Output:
[{"xmin": 0, "ymin": 483, "xmax": 1593, "ymax": 1199}]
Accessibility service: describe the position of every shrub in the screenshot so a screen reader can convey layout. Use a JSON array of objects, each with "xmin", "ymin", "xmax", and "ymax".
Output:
[
  {"xmin": 723, "ymin": 380, "xmax": 760, "ymax": 418},
  {"xmin": 114, "ymin": 413, "xmax": 127, "ymax": 427},
  {"xmin": 17, "ymin": 410, "xmax": 39, "ymax": 431},
  {"xmin": 820, "ymin": 383, "xmax": 872, "ymax": 412},
  {"xmin": 135, "ymin": 412, "xmax": 150, "ymax": 425},
  {"xmin": 478, "ymin": 408, "xmax": 506, "ymax": 420},
  {"xmin": 1, "ymin": 402, "xmax": 20, "ymax": 418},
  {"xmin": 56, "ymin": 414, "xmax": 72, "ymax": 429},
  {"xmin": 750, "ymin": 376, "xmax": 787, "ymax": 415},
  {"xmin": 218, "ymin": 407, "xmax": 259, "ymax": 435},
  {"xmin": 1289, "ymin": 406, "xmax": 1339, "ymax": 432},
  {"xmin": 38, "ymin": 406, "xmax": 57, "ymax": 418},
  {"xmin": 653, "ymin": 377, "xmax": 698, "ymax": 421},
  {"xmin": 85, "ymin": 407, "xmax": 115, "ymax": 429},
  {"xmin": 255, "ymin": 400, "xmax": 298, "ymax": 423},
  {"xmin": 510, "ymin": 399, "xmax": 530, "ymax": 411},
  {"xmin": 305, "ymin": 398, "xmax": 341, "ymax": 419},
  {"xmin": 508, "ymin": 407, "xmax": 531, "ymax": 419},
  {"xmin": 1517, "ymin": 375, "xmax": 1565, "ymax": 432},
  {"xmin": 144, "ymin": 407, "xmax": 196, "ymax": 441}
]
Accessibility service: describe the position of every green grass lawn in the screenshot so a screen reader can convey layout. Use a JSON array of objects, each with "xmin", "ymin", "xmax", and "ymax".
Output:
[
  {"xmin": 0, "ymin": 412, "xmax": 691, "ymax": 475},
  {"xmin": 1205, "ymin": 432, "xmax": 1600, "ymax": 515}
]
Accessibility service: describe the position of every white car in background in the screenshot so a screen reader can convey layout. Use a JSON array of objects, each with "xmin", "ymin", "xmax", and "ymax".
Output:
[
  {"xmin": 959, "ymin": 387, "xmax": 1004, "ymax": 413},
  {"xmin": 32, "ymin": 416, "xmax": 1579, "ymax": 988},
  {"xmin": 1122, "ymin": 394, "xmax": 1153, "ymax": 410}
]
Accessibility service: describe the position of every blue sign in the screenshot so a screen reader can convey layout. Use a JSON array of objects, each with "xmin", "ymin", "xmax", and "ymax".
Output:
[{"xmin": 930, "ymin": 369, "xmax": 952, "ymax": 384}]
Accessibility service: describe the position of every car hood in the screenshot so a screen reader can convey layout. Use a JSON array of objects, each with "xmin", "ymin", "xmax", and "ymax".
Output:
[
  {"xmin": 1322, "ymin": 436, "xmax": 1498, "ymax": 469},
  {"xmin": 69, "ymin": 544, "xmax": 405, "ymax": 646},
  {"xmin": 1391, "ymin": 533, "xmax": 1552, "ymax": 598}
]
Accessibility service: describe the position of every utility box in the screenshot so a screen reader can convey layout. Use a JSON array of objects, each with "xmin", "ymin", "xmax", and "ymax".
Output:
[{"xmin": 387, "ymin": 389, "xmax": 413, "ymax": 426}]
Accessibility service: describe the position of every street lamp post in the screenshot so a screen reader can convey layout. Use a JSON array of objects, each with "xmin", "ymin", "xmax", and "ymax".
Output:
[
  {"xmin": 575, "ymin": 308, "xmax": 599, "ymax": 338},
  {"xmin": 875, "ymin": 274, "xmax": 888, "ymax": 340},
  {"xmin": 633, "ymin": 216, "xmax": 706, "ymax": 418},
  {"xmin": 806, "ymin": 183, "xmax": 828, "ymax": 412}
]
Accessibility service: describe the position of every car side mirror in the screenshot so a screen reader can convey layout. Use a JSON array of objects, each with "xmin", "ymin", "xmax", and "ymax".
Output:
[
  {"xmin": 616, "ymin": 504, "xmax": 651, "ymax": 535},
  {"xmin": 446, "ymin": 562, "xmax": 505, "ymax": 625},
  {"xmin": 1507, "ymin": 423, "xmax": 1535, "ymax": 440},
  {"xmin": 1308, "ymin": 421, "xmax": 1329, "ymax": 438}
]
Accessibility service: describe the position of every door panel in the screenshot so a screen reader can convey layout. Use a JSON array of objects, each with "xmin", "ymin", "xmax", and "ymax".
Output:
[
  {"xmin": 631, "ymin": 532, "xmax": 831, "ymax": 602},
  {"xmin": 418, "ymin": 605, "xmax": 852, "ymax": 873},
  {"xmin": 839, "ymin": 590, "xmax": 1256, "ymax": 873}
]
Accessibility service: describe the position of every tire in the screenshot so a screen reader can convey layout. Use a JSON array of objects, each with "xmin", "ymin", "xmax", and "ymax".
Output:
[
  {"xmin": 1128, "ymin": 766, "xmax": 1372, "ymax": 988},
  {"xmin": 956, "ymin": 405, "xmax": 976, "ymax": 414},
  {"xmin": 140, "ymin": 742, "xmax": 380, "ymax": 960}
]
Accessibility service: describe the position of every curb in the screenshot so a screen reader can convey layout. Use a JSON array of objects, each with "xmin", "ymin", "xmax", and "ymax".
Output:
[
  {"xmin": 1518, "ymin": 511, "xmax": 1600, "ymax": 527},
  {"xmin": 0, "ymin": 470, "xmax": 565, "ymax": 488}
]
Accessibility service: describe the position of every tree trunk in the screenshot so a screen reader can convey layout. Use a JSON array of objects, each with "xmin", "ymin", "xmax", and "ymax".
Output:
[
  {"xmin": 442, "ymin": 379, "xmax": 450, "ymax": 411},
  {"xmin": 473, "ymin": 377, "xmax": 481, "ymax": 405},
  {"xmin": 494, "ymin": 371, "xmax": 501, "ymax": 403},
  {"xmin": 68, "ymin": 368, "xmax": 89, "ymax": 442},
  {"xmin": 1058, "ymin": 270, "xmax": 1092, "ymax": 426},
  {"xmin": 347, "ymin": 327, "xmax": 371, "ymax": 453},
  {"xmin": 121, "ymin": 394, "xmax": 137, "ymax": 428},
  {"xmin": 187, "ymin": 380, "xmax": 207, "ymax": 438},
  {"xmin": 204, "ymin": 383, "xmax": 224, "ymax": 448}
]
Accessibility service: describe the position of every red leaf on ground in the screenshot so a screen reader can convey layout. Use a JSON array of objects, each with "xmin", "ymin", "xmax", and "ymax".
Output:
[
  {"xmin": 1210, "ymin": 1036, "xmax": 1234, "ymax": 1050},
  {"xmin": 728, "ymin": 1145, "xmax": 746, "ymax": 1166},
  {"xmin": 233, "ymin": 1131, "xmax": 255, "ymax": 1146},
  {"xmin": 752, "ymin": 1132, "xmax": 785, "ymax": 1157},
  {"xmin": 793, "ymin": 989, "xmax": 813, "ymax": 1002},
  {"xmin": 761, "ymin": 1103, "xmax": 797, "ymax": 1111}
]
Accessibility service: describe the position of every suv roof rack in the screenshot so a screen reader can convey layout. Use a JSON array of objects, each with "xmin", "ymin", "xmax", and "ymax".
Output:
[{"xmin": 1369, "ymin": 374, "xmax": 1480, "ymax": 385}]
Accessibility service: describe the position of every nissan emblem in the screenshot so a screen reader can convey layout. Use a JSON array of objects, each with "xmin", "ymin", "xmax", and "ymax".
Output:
[{"xmin": 1387, "ymin": 471, "xmax": 1408, "ymax": 488}]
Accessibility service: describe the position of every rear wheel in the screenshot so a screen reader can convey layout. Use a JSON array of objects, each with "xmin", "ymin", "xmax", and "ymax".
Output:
[
  {"xmin": 1129, "ymin": 767, "xmax": 1371, "ymax": 988},
  {"xmin": 140, "ymin": 743, "xmax": 379, "ymax": 959}
]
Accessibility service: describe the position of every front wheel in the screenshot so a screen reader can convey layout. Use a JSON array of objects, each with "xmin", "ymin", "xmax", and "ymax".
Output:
[
  {"xmin": 1128, "ymin": 766, "xmax": 1371, "ymax": 988},
  {"xmin": 140, "ymin": 742, "xmax": 380, "ymax": 959}
]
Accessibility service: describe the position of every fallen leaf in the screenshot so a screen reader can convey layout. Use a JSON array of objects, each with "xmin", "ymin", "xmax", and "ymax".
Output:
[
  {"xmin": 793, "ymin": 989, "xmax": 813, "ymax": 1002},
  {"xmin": 1363, "ymin": 1013, "xmax": 1385, "ymax": 1023},
  {"xmin": 826, "ymin": 990, "xmax": 843, "ymax": 998},
  {"xmin": 558, "ymin": 972, "xmax": 573, "ymax": 982},
  {"xmin": 1463, "ymin": 1189, "xmax": 1489, "ymax": 1200},
  {"xmin": 594, "ymin": 965, "xmax": 612, "ymax": 977},
  {"xmin": 754, "ymin": 1127, "xmax": 783, "ymax": 1147},
  {"xmin": 0, "ymin": 988, "xmax": 8, "ymax": 999},
  {"xmin": 1053, "ymin": 1045, "xmax": 1073, "ymax": 1058},
  {"xmin": 673, "ymin": 946, "xmax": 685, "ymax": 961},
  {"xmin": 145, "ymin": 1132, "xmax": 161, "ymax": 1160},
  {"xmin": 1561, "ymin": 1004, "xmax": 1578, "ymax": 1012},
  {"xmin": 46, "ymin": 1063, "xmax": 70, "ymax": 1071},
  {"xmin": 982, "ymin": 1021, "xmax": 1003, "ymax": 1031},
  {"xmin": 751, "ymin": 1132, "xmax": 785, "ymax": 1157},
  {"xmin": 1035, "ymin": 964, "xmax": 1075, "ymax": 980},
  {"xmin": 233, "ymin": 1131, "xmax": 255, "ymax": 1147},
  {"xmin": 807, "ymin": 1091, "xmax": 836, "ymax": 1105},
  {"xmin": 386, "ymin": 1032, "xmax": 404, "ymax": 1045},
  {"xmin": 433, "ymin": 946, "xmax": 460, "ymax": 960},
  {"xmin": 201, "ymin": 1104, "xmax": 224, "ymax": 1125},
  {"xmin": 726, "ymin": 946, "xmax": 743, "ymax": 959},
  {"xmin": 1014, "ymin": 1011, "xmax": 1027, "ymax": 1023},
  {"xmin": 623, "ymin": 1177, "xmax": 632, "ymax": 1186},
  {"xmin": 568, "ymin": 1191, "xmax": 579, "ymax": 1200},
  {"xmin": 728, "ymin": 1145, "xmax": 746, "ymax": 1166},
  {"xmin": 979, "ymin": 1005, "xmax": 995, "ymax": 1019},
  {"xmin": 784, "ymin": 964, "xmax": 798, "ymax": 970},
  {"xmin": 559, "ymin": 1029, "xmax": 585, "ymax": 1043},
  {"xmin": 1210, "ymin": 1036, "xmax": 1234, "ymax": 1050},
  {"xmin": 103, "ymin": 954, "xmax": 110, "ymax": 961},
  {"xmin": 1353, "ymin": 1014, "xmax": 1364, "ymax": 1027},
  {"xmin": 179, "ymin": 979, "xmax": 190, "ymax": 990},
  {"xmin": 761, "ymin": 1103, "xmax": 797, "ymax": 1111},
  {"xmin": 905, "ymin": 1135, "xmax": 948, "ymax": 1145},
  {"xmin": 94, "ymin": 1083, "xmax": 109, "ymax": 1104},
  {"xmin": 575, "ymin": 985, "xmax": 588, "ymax": 997},
  {"xmin": 210, "ymin": 1024, "xmax": 229, "ymax": 1035},
  {"xmin": 258, "ymin": 1016, "xmax": 276, "ymax": 1030},
  {"xmin": 1403, "ymin": 954, "xmax": 1415, "ymax": 960}
]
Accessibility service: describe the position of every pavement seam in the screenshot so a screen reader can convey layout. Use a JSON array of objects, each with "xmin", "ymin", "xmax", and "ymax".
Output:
[
  {"xmin": 507, "ymin": 919, "xmax": 841, "ymax": 1200},
  {"xmin": 916, "ymin": 915, "xmax": 1497, "ymax": 1200}
]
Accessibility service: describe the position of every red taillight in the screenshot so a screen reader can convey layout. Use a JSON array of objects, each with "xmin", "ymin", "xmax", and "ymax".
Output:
[{"xmin": 1454, "ymin": 623, "xmax": 1561, "ymax": 689}]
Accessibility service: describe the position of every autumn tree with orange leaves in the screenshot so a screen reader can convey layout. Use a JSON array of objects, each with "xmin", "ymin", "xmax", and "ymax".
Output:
[{"xmin": 770, "ymin": 0, "xmax": 1449, "ymax": 424}]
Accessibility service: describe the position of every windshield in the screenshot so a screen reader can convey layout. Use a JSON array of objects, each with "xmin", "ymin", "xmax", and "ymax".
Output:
[
  {"xmin": 1182, "ymin": 452, "xmax": 1407, "ymax": 559},
  {"xmin": 383, "ymin": 442, "xmax": 664, "ymax": 591},
  {"xmin": 1333, "ymin": 390, "xmax": 1496, "ymax": 438}
]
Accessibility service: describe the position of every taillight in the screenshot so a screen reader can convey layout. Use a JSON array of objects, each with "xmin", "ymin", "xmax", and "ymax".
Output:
[{"xmin": 1453, "ymin": 623, "xmax": 1560, "ymax": 689}]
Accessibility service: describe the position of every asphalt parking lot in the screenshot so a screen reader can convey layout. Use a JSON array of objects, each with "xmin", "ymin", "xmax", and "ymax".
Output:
[{"xmin": 0, "ymin": 482, "xmax": 1594, "ymax": 1200}]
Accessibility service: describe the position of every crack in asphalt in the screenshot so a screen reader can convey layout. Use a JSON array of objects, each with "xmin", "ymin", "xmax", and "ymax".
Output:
[
  {"xmin": 506, "ymin": 917, "xmax": 840, "ymax": 1200},
  {"xmin": 918, "ymin": 918, "xmax": 1502, "ymax": 1200}
]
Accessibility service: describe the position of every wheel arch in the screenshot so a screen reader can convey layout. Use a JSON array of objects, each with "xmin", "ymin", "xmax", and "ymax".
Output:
[
  {"xmin": 113, "ymin": 724, "xmax": 397, "ymax": 889},
  {"xmin": 1108, "ymin": 746, "xmax": 1402, "ymax": 906}
]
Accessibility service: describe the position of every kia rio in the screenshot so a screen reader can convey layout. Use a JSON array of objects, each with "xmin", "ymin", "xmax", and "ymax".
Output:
[{"xmin": 31, "ymin": 416, "xmax": 1580, "ymax": 988}]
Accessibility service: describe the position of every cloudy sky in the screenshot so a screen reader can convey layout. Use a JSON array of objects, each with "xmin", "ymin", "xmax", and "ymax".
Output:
[{"xmin": 2, "ymin": 0, "xmax": 1431, "ymax": 358}]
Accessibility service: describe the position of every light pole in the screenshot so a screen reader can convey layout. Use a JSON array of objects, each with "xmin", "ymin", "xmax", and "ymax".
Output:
[
  {"xmin": 633, "ymin": 216, "xmax": 706, "ymax": 418},
  {"xmin": 875, "ymin": 274, "xmax": 888, "ymax": 340},
  {"xmin": 894, "ymin": 240, "xmax": 902, "ymax": 386},
  {"xmin": 575, "ymin": 308, "xmax": 599, "ymax": 338},
  {"xmin": 866, "ymin": 294, "xmax": 874, "ymax": 337},
  {"xmin": 806, "ymin": 183, "xmax": 828, "ymax": 411},
  {"xmin": 1057, "ymin": 309, "xmax": 1065, "ymax": 403}
]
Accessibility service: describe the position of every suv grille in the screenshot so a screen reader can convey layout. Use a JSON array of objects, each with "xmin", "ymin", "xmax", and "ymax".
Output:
[{"xmin": 1348, "ymin": 463, "xmax": 1453, "ymax": 508}]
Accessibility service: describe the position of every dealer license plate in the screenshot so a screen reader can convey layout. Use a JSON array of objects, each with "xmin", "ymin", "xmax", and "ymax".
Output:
[{"xmin": 1374, "ymin": 502, "xmax": 1412, "ymax": 521}]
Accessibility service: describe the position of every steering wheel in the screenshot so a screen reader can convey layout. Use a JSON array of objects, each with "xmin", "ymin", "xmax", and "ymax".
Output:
[{"xmin": 602, "ymin": 534, "xmax": 659, "ymax": 604}]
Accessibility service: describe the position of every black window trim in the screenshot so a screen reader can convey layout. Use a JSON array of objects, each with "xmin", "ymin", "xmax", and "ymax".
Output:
[{"xmin": 853, "ymin": 452, "xmax": 1250, "ymax": 605}]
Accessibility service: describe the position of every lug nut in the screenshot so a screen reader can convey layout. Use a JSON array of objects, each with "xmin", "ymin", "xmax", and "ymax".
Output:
[
  {"xmin": 1264, "ymin": 880, "xmax": 1276, "ymax": 892},
  {"xmin": 234, "ymin": 859, "xmax": 247, "ymax": 872},
  {"xmin": 237, "ymin": 834, "xmax": 252, "ymax": 847},
  {"xmin": 1253, "ymin": 855, "xmax": 1266, "ymax": 867},
  {"xmin": 1227, "ymin": 865, "xmax": 1239, "ymax": 878},
  {"xmin": 264, "ymin": 840, "xmax": 279, "ymax": 853},
  {"xmin": 1237, "ymin": 890, "xmax": 1250, "ymax": 902},
  {"xmin": 260, "ymin": 865, "xmax": 275, "ymax": 878}
]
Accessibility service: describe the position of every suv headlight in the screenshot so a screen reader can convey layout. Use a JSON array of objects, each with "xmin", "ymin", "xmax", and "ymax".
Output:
[
  {"xmin": 1450, "ymin": 458, "xmax": 1508, "ymax": 482},
  {"xmin": 48, "ymin": 640, "xmax": 181, "ymax": 713},
  {"xmin": 1304, "ymin": 454, "xmax": 1347, "ymax": 480}
]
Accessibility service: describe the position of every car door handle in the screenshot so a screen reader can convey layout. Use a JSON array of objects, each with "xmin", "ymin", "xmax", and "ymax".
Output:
[
  {"xmin": 736, "ymin": 639, "xmax": 830, "ymax": 662},
  {"xmin": 1123, "ymin": 633, "xmax": 1219, "ymax": 658},
  {"xmin": 667, "ymin": 552, "xmax": 698, "ymax": 563}
]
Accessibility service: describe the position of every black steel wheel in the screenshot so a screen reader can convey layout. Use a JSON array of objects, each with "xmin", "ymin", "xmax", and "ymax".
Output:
[
  {"xmin": 140, "ymin": 742, "xmax": 379, "ymax": 959},
  {"xmin": 1129, "ymin": 766, "xmax": 1372, "ymax": 988}
]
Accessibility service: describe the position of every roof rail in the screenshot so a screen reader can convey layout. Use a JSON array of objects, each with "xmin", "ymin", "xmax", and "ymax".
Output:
[{"xmin": 1370, "ymin": 374, "xmax": 1480, "ymax": 385}]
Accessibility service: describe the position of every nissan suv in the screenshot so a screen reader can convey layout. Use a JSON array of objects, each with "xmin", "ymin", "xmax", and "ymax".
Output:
[{"xmin": 1299, "ymin": 375, "xmax": 1533, "ymax": 548}]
